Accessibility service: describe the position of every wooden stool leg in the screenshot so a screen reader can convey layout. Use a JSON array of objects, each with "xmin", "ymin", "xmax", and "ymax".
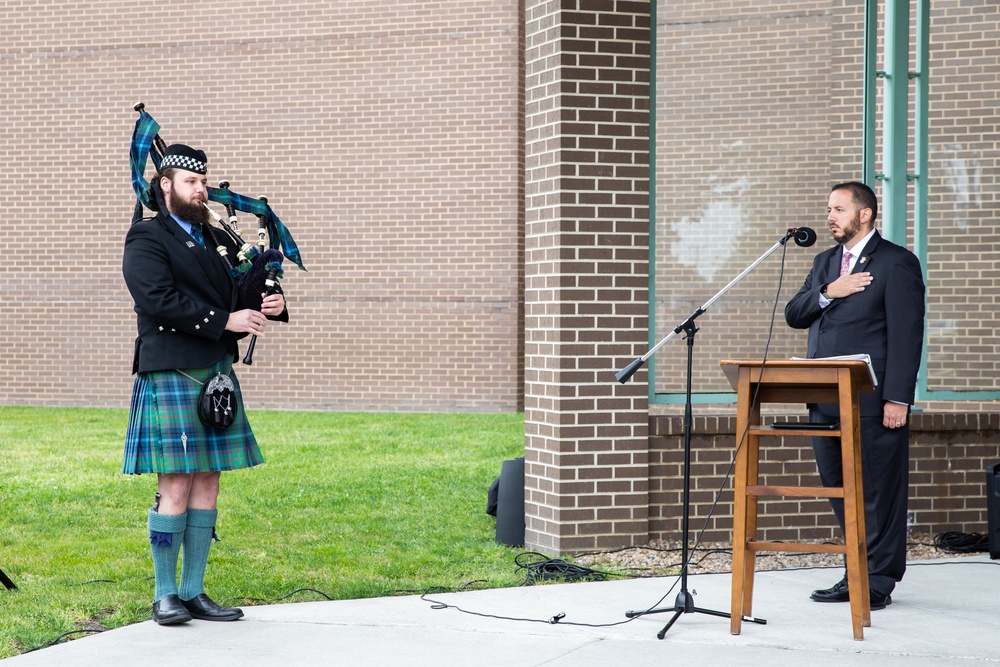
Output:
[
  {"xmin": 730, "ymin": 427, "xmax": 749, "ymax": 633},
  {"xmin": 848, "ymin": 413, "xmax": 871, "ymax": 628},
  {"xmin": 730, "ymin": 493, "xmax": 747, "ymax": 633},
  {"xmin": 742, "ymin": 432, "xmax": 760, "ymax": 620},
  {"xmin": 730, "ymin": 381, "xmax": 758, "ymax": 634},
  {"xmin": 839, "ymin": 381, "xmax": 869, "ymax": 640}
]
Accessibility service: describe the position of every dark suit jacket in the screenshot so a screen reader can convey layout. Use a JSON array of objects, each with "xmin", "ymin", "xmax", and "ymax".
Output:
[
  {"xmin": 784, "ymin": 231, "xmax": 925, "ymax": 417},
  {"xmin": 123, "ymin": 210, "xmax": 285, "ymax": 374}
]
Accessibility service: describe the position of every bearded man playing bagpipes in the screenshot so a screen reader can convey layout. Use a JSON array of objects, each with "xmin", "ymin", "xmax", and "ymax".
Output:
[{"xmin": 122, "ymin": 142, "xmax": 288, "ymax": 625}]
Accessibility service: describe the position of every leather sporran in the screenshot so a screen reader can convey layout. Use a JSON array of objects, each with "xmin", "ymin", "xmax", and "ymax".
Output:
[{"xmin": 197, "ymin": 372, "xmax": 238, "ymax": 429}]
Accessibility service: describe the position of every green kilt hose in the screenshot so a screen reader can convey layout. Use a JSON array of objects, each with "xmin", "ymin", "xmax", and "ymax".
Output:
[{"xmin": 123, "ymin": 358, "xmax": 263, "ymax": 475}]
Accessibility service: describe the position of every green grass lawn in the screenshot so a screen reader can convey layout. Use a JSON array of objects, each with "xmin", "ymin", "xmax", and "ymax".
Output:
[{"xmin": 0, "ymin": 407, "xmax": 527, "ymax": 658}]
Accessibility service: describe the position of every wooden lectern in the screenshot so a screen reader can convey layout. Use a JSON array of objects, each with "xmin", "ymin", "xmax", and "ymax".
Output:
[{"xmin": 721, "ymin": 358, "xmax": 875, "ymax": 641}]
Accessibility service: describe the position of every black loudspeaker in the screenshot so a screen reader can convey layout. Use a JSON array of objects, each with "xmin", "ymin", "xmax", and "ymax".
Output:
[
  {"xmin": 988, "ymin": 462, "xmax": 1000, "ymax": 560},
  {"xmin": 495, "ymin": 456, "xmax": 525, "ymax": 547}
]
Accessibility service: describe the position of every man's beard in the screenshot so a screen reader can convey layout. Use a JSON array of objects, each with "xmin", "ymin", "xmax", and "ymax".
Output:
[
  {"xmin": 833, "ymin": 211, "xmax": 862, "ymax": 245},
  {"xmin": 167, "ymin": 189, "xmax": 210, "ymax": 227}
]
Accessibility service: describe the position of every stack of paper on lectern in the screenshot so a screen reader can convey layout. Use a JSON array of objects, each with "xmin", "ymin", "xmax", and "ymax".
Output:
[{"xmin": 791, "ymin": 354, "xmax": 878, "ymax": 387}]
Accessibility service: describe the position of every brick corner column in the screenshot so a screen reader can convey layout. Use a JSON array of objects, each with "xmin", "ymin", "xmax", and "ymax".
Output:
[{"xmin": 523, "ymin": 0, "xmax": 651, "ymax": 555}]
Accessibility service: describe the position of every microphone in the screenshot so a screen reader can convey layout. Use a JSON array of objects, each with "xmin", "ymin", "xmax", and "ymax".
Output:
[
  {"xmin": 794, "ymin": 226, "xmax": 817, "ymax": 247},
  {"xmin": 781, "ymin": 227, "xmax": 817, "ymax": 247}
]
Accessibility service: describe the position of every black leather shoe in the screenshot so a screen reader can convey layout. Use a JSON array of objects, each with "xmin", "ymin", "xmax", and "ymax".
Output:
[
  {"xmin": 810, "ymin": 576, "xmax": 850, "ymax": 602},
  {"xmin": 152, "ymin": 594, "xmax": 193, "ymax": 625},
  {"xmin": 869, "ymin": 589, "xmax": 892, "ymax": 610},
  {"xmin": 181, "ymin": 593, "xmax": 244, "ymax": 621},
  {"xmin": 811, "ymin": 577, "xmax": 893, "ymax": 610}
]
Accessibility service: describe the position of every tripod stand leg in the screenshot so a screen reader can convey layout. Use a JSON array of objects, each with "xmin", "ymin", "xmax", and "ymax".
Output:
[
  {"xmin": 658, "ymin": 605, "xmax": 761, "ymax": 640},
  {"xmin": 657, "ymin": 609, "xmax": 684, "ymax": 639},
  {"xmin": 0, "ymin": 568, "xmax": 16, "ymax": 591}
]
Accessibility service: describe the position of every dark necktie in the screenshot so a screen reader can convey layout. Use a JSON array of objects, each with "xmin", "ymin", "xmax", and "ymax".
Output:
[{"xmin": 190, "ymin": 224, "xmax": 205, "ymax": 247}]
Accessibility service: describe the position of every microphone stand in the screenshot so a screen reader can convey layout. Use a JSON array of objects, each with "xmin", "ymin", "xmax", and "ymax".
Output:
[
  {"xmin": 619, "ymin": 228, "xmax": 810, "ymax": 639},
  {"xmin": 616, "ymin": 228, "xmax": 810, "ymax": 384}
]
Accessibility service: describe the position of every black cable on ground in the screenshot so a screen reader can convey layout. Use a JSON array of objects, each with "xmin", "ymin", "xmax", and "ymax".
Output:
[
  {"xmin": 275, "ymin": 587, "xmax": 333, "ymax": 601},
  {"xmin": 17, "ymin": 584, "xmax": 339, "ymax": 656},
  {"xmin": 514, "ymin": 552, "xmax": 623, "ymax": 584},
  {"xmin": 933, "ymin": 531, "xmax": 990, "ymax": 554},
  {"xmin": 20, "ymin": 630, "xmax": 105, "ymax": 654}
]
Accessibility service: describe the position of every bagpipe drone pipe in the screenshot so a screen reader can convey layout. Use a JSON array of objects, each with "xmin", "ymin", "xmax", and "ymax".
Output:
[{"xmin": 129, "ymin": 103, "xmax": 306, "ymax": 364}]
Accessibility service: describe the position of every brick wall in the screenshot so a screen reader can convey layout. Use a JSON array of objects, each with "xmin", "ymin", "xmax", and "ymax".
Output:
[
  {"xmin": 650, "ymin": 412, "xmax": 1000, "ymax": 543},
  {"xmin": 0, "ymin": 1, "xmax": 524, "ymax": 413},
  {"xmin": 524, "ymin": 0, "xmax": 651, "ymax": 553}
]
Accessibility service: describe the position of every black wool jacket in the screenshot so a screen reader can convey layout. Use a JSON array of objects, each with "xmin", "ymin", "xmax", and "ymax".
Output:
[{"xmin": 122, "ymin": 209, "xmax": 287, "ymax": 374}]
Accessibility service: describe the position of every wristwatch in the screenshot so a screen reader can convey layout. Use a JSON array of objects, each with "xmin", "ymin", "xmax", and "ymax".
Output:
[{"xmin": 821, "ymin": 283, "xmax": 834, "ymax": 300}]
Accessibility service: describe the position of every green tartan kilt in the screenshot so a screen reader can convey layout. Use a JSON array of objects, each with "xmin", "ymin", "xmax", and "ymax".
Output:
[{"xmin": 123, "ymin": 359, "xmax": 263, "ymax": 475}]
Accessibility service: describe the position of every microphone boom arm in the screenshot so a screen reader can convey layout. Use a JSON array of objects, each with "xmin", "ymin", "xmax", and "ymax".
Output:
[{"xmin": 616, "ymin": 231, "xmax": 796, "ymax": 383}]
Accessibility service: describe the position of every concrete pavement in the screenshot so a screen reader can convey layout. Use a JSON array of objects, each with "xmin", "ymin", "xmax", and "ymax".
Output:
[{"xmin": 4, "ymin": 555, "xmax": 998, "ymax": 666}]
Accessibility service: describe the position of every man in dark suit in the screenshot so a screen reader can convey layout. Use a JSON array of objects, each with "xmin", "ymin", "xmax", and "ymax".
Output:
[
  {"xmin": 122, "ymin": 144, "xmax": 287, "ymax": 625},
  {"xmin": 785, "ymin": 181, "xmax": 925, "ymax": 610}
]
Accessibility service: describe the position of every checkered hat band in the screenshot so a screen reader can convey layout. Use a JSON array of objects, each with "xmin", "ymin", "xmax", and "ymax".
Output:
[{"xmin": 161, "ymin": 154, "xmax": 207, "ymax": 174}]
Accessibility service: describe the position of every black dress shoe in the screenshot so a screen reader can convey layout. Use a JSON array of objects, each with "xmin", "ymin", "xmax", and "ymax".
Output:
[
  {"xmin": 869, "ymin": 589, "xmax": 892, "ymax": 610},
  {"xmin": 153, "ymin": 594, "xmax": 193, "ymax": 625},
  {"xmin": 810, "ymin": 576, "xmax": 850, "ymax": 602},
  {"xmin": 181, "ymin": 593, "xmax": 244, "ymax": 621},
  {"xmin": 811, "ymin": 577, "xmax": 893, "ymax": 610}
]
